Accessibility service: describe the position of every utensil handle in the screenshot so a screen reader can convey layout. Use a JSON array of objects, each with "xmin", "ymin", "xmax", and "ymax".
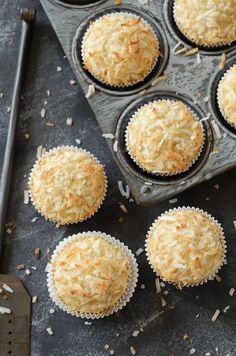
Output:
[{"xmin": 0, "ymin": 9, "xmax": 36, "ymax": 260}]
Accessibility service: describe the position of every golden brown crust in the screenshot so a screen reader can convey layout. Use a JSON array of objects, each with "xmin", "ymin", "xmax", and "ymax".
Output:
[
  {"xmin": 29, "ymin": 147, "xmax": 106, "ymax": 225},
  {"xmin": 126, "ymin": 100, "xmax": 204, "ymax": 174},
  {"xmin": 82, "ymin": 13, "xmax": 160, "ymax": 86},
  {"xmin": 218, "ymin": 65, "xmax": 236, "ymax": 128},
  {"xmin": 147, "ymin": 209, "xmax": 224, "ymax": 288},
  {"xmin": 51, "ymin": 234, "xmax": 130, "ymax": 314},
  {"xmin": 174, "ymin": 0, "xmax": 236, "ymax": 46}
]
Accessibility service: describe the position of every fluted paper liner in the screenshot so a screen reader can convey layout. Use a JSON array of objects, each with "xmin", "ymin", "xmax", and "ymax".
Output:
[
  {"xmin": 145, "ymin": 206, "xmax": 227, "ymax": 288},
  {"xmin": 47, "ymin": 231, "xmax": 139, "ymax": 319}
]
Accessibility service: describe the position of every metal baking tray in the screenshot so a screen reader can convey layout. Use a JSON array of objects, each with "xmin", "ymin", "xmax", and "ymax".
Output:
[{"xmin": 40, "ymin": 0, "xmax": 236, "ymax": 205}]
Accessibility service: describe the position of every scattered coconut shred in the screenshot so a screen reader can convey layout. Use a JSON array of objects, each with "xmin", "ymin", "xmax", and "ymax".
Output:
[
  {"xmin": 46, "ymin": 327, "xmax": 54, "ymax": 335},
  {"xmin": 24, "ymin": 190, "xmax": 30, "ymax": 205},
  {"xmin": 0, "ymin": 307, "xmax": 11, "ymax": 314},
  {"xmin": 229, "ymin": 287, "xmax": 235, "ymax": 297},
  {"xmin": 219, "ymin": 53, "xmax": 226, "ymax": 70},
  {"xmin": 211, "ymin": 309, "xmax": 220, "ymax": 322},
  {"xmin": 2, "ymin": 283, "xmax": 14, "ymax": 294},
  {"xmin": 118, "ymin": 181, "xmax": 130, "ymax": 199},
  {"xmin": 85, "ymin": 84, "xmax": 95, "ymax": 99}
]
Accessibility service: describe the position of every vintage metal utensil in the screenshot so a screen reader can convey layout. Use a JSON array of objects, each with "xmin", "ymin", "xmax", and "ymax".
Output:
[{"xmin": 0, "ymin": 8, "xmax": 36, "ymax": 356}]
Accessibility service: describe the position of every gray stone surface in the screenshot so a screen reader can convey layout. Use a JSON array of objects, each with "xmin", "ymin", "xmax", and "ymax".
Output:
[{"xmin": 0, "ymin": 1, "xmax": 236, "ymax": 355}]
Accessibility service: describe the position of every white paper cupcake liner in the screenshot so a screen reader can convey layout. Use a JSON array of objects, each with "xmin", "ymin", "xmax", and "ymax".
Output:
[
  {"xmin": 28, "ymin": 146, "xmax": 108, "ymax": 225},
  {"xmin": 217, "ymin": 64, "xmax": 236, "ymax": 130},
  {"xmin": 81, "ymin": 11, "xmax": 160, "ymax": 88},
  {"xmin": 125, "ymin": 99, "xmax": 205, "ymax": 176},
  {"xmin": 173, "ymin": 0, "xmax": 236, "ymax": 48},
  {"xmin": 145, "ymin": 206, "xmax": 227, "ymax": 288},
  {"xmin": 47, "ymin": 231, "xmax": 139, "ymax": 319}
]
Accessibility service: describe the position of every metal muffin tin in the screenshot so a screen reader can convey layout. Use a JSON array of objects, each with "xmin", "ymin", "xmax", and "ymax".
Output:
[{"xmin": 40, "ymin": 0, "xmax": 236, "ymax": 205}]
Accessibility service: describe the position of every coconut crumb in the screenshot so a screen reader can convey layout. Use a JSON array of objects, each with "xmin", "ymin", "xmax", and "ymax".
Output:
[
  {"xmin": 140, "ymin": 284, "xmax": 145, "ymax": 289},
  {"xmin": 104, "ymin": 345, "xmax": 110, "ymax": 350},
  {"xmin": 151, "ymin": 74, "xmax": 167, "ymax": 87},
  {"xmin": 169, "ymin": 198, "xmax": 178, "ymax": 204},
  {"xmin": 25, "ymin": 269, "xmax": 31, "ymax": 275},
  {"xmin": 190, "ymin": 349, "xmax": 196, "ymax": 355},
  {"xmin": 24, "ymin": 190, "xmax": 30, "ymax": 205},
  {"xmin": 24, "ymin": 133, "xmax": 30, "ymax": 140},
  {"xmin": 0, "ymin": 92, "xmax": 4, "ymax": 98},
  {"xmin": 70, "ymin": 79, "xmax": 77, "ymax": 85},
  {"xmin": 49, "ymin": 308, "xmax": 55, "ymax": 314},
  {"xmin": 2, "ymin": 284, "xmax": 13, "ymax": 294},
  {"xmin": 75, "ymin": 139, "xmax": 81, "ymax": 145},
  {"xmin": 84, "ymin": 321, "xmax": 92, "ymax": 326},
  {"xmin": 46, "ymin": 122, "xmax": 54, "ymax": 127},
  {"xmin": 215, "ymin": 274, "xmax": 221, "ymax": 283},
  {"xmin": 46, "ymin": 327, "xmax": 54, "ymax": 335},
  {"xmin": 155, "ymin": 277, "xmax": 161, "ymax": 294},
  {"xmin": 211, "ymin": 120, "xmax": 222, "ymax": 139},
  {"xmin": 0, "ymin": 307, "xmax": 11, "ymax": 314},
  {"xmin": 229, "ymin": 288, "xmax": 235, "ymax": 297},
  {"xmin": 32, "ymin": 296, "xmax": 37, "ymax": 304},
  {"xmin": 161, "ymin": 296, "xmax": 167, "ymax": 307},
  {"xmin": 203, "ymin": 96, "xmax": 209, "ymax": 103},
  {"xmin": 183, "ymin": 333, "xmax": 189, "ymax": 341},
  {"xmin": 138, "ymin": 89, "xmax": 147, "ymax": 96},
  {"xmin": 212, "ymin": 309, "xmax": 220, "ymax": 322},
  {"xmin": 118, "ymin": 181, "xmax": 130, "ymax": 199},
  {"xmin": 110, "ymin": 350, "xmax": 115, "ymax": 355},
  {"xmin": 31, "ymin": 217, "xmax": 38, "ymax": 223},
  {"xmin": 223, "ymin": 306, "xmax": 230, "ymax": 313},
  {"xmin": 34, "ymin": 247, "xmax": 41, "ymax": 260},
  {"xmin": 102, "ymin": 133, "xmax": 115, "ymax": 140},
  {"xmin": 205, "ymin": 353, "xmax": 211, "ymax": 356},
  {"xmin": 219, "ymin": 53, "xmax": 226, "ymax": 70},
  {"xmin": 16, "ymin": 264, "xmax": 25, "ymax": 270},
  {"xmin": 41, "ymin": 108, "xmax": 46, "ymax": 118},
  {"xmin": 214, "ymin": 184, "xmax": 220, "ymax": 190},
  {"xmin": 135, "ymin": 248, "xmax": 144, "ymax": 256},
  {"xmin": 56, "ymin": 66, "xmax": 62, "ymax": 72},
  {"xmin": 36, "ymin": 145, "xmax": 46, "ymax": 159},
  {"xmin": 132, "ymin": 330, "xmax": 140, "ymax": 337},
  {"xmin": 6, "ymin": 106, "xmax": 12, "ymax": 113},
  {"xmin": 196, "ymin": 52, "xmax": 201, "ymax": 64},
  {"xmin": 130, "ymin": 346, "xmax": 136, "ymax": 355},
  {"xmin": 66, "ymin": 117, "xmax": 73, "ymax": 126},
  {"xmin": 119, "ymin": 203, "xmax": 128, "ymax": 214},
  {"xmin": 233, "ymin": 221, "xmax": 236, "ymax": 230},
  {"xmin": 113, "ymin": 140, "xmax": 118, "ymax": 152},
  {"xmin": 86, "ymin": 84, "xmax": 95, "ymax": 99},
  {"xmin": 47, "ymin": 90, "xmax": 51, "ymax": 96}
]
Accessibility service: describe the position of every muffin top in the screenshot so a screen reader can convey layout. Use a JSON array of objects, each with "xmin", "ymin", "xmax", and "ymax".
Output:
[
  {"xmin": 82, "ymin": 13, "xmax": 160, "ymax": 86},
  {"xmin": 126, "ymin": 100, "xmax": 204, "ymax": 175},
  {"xmin": 51, "ymin": 234, "xmax": 130, "ymax": 314},
  {"xmin": 146, "ymin": 209, "xmax": 224, "ymax": 288},
  {"xmin": 174, "ymin": 0, "xmax": 236, "ymax": 46},
  {"xmin": 29, "ymin": 147, "xmax": 106, "ymax": 225},
  {"xmin": 218, "ymin": 64, "xmax": 236, "ymax": 128}
]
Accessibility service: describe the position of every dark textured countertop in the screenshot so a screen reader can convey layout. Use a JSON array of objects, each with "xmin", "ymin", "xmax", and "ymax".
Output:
[{"xmin": 0, "ymin": 1, "xmax": 236, "ymax": 355}]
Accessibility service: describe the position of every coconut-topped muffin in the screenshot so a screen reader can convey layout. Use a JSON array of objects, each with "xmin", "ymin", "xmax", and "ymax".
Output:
[
  {"xmin": 174, "ymin": 0, "xmax": 236, "ymax": 47},
  {"xmin": 81, "ymin": 13, "xmax": 160, "ymax": 87},
  {"xmin": 29, "ymin": 146, "xmax": 107, "ymax": 225},
  {"xmin": 146, "ymin": 208, "xmax": 226, "ymax": 288},
  {"xmin": 126, "ymin": 100, "xmax": 204, "ymax": 175},
  {"xmin": 48, "ymin": 232, "xmax": 135, "ymax": 316},
  {"xmin": 218, "ymin": 64, "xmax": 236, "ymax": 128}
]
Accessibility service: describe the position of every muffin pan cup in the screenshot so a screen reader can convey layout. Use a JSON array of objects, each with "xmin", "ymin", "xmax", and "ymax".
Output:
[
  {"xmin": 28, "ymin": 146, "xmax": 108, "ymax": 225},
  {"xmin": 145, "ymin": 206, "xmax": 227, "ymax": 289},
  {"xmin": 47, "ymin": 231, "xmax": 139, "ymax": 319},
  {"xmin": 40, "ymin": 0, "xmax": 236, "ymax": 205}
]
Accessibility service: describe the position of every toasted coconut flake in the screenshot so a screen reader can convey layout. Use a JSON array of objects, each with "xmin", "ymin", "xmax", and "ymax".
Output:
[
  {"xmin": 102, "ymin": 133, "xmax": 115, "ymax": 139},
  {"xmin": 229, "ymin": 287, "xmax": 235, "ymax": 296},
  {"xmin": 66, "ymin": 117, "xmax": 73, "ymax": 126},
  {"xmin": 130, "ymin": 346, "xmax": 136, "ymax": 355},
  {"xmin": 119, "ymin": 203, "xmax": 128, "ymax": 213},
  {"xmin": 155, "ymin": 277, "xmax": 161, "ymax": 294},
  {"xmin": 46, "ymin": 327, "xmax": 54, "ymax": 335},
  {"xmin": 85, "ymin": 84, "xmax": 95, "ymax": 99},
  {"xmin": 0, "ymin": 307, "xmax": 11, "ymax": 314},
  {"xmin": 211, "ymin": 120, "xmax": 222, "ymax": 139},
  {"xmin": 136, "ymin": 248, "xmax": 144, "ymax": 256},
  {"xmin": 215, "ymin": 274, "xmax": 221, "ymax": 282},
  {"xmin": 132, "ymin": 330, "xmax": 140, "ymax": 337},
  {"xmin": 161, "ymin": 296, "xmax": 167, "ymax": 307},
  {"xmin": 2, "ymin": 284, "xmax": 13, "ymax": 294},
  {"xmin": 223, "ymin": 305, "xmax": 230, "ymax": 313},
  {"xmin": 219, "ymin": 53, "xmax": 226, "ymax": 70},
  {"xmin": 16, "ymin": 264, "xmax": 25, "ymax": 270},
  {"xmin": 183, "ymin": 47, "xmax": 199, "ymax": 56},
  {"xmin": 212, "ymin": 309, "xmax": 220, "ymax": 322},
  {"xmin": 24, "ymin": 190, "xmax": 30, "ymax": 205},
  {"xmin": 115, "ymin": 0, "xmax": 122, "ymax": 4},
  {"xmin": 118, "ymin": 181, "xmax": 130, "ymax": 199},
  {"xmin": 32, "ymin": 296, "xmax": 38, "ymax": 304},
  {"xmin": 183, "ymin": 333, "xmax": 189, "ymax": 341}
]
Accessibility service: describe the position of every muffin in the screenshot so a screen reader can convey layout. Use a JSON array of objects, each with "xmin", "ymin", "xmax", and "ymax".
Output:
[
  {"xmin": 217, "ymin": 64, "xmax": 236, "ymax": 129},
  {"xmin": 28, "ymin": 146, "xmax": 107, "ymax": 225},
  {"xmin": 81, "ymin": 13, "xmax": 160, "ymax": 87},
  {"xmin": 146, "ymin": 207, "xmax": 226, "ymax": 288},
  {"xmin": 47, "ymin": 232, "xmax": 138, "ymax": 317},
  {"xmin": 126, "ymin": 100, "xmax": 204, "ymax": 175},
  {"xmin": 174, "ymin": 0, "xmax": 236, "ymax": 47}
]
